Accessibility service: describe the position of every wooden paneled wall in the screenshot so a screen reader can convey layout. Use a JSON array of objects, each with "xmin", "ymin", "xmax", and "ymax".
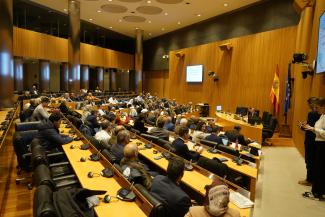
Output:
[
  {"xmin": 144, "ymin": 26, "xmax": 297, "ymax": 126},
  {"xmin": 143, "ymin": 70, "xmax": 169, "ymax": 98},
  {"xmin": 292, "ymin": 0, "xmax": 325, "ymax": 155},
  {"xmin": 13, "ymin": 27, "xmax": 134, "ymax": 69}
]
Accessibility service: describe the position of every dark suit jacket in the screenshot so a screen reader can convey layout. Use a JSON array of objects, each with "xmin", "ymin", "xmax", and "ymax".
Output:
[
  {"xmin": 36, "ymin": 119, "xmax": 73, "ymax": 150},
  {"xmin": 150, "ymin": 175, "xmax": 191, "ymax": 217},
  {"xmin": 172, "ymin": 137, "xmax": 200, "ymax": 162},
  {"xmin": 304, "ymin": 111, "xmax": 321, "ymax": 145},
  {"xmin": 111, "ymin": 143, "xmax": 124, "ymax": 163},
  {"xmin": 134, "ymin": 118, "xmax": 148, "ymax": 134},
  {"xmin": 225, "ymin": 130, "xmax": 247, "ymax": 146},
  {"xmin": 149, "ymin": 127, "xmax": 169, "ymax": 141}
]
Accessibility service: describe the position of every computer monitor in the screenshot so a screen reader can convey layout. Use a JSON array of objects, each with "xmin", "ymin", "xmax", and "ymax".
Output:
[{"xmin": 216, "ymin": 105, "xmax": 222, "ymax": 112}]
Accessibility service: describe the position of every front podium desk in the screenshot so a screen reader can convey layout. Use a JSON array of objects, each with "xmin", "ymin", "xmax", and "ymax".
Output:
[{"xmin": 215, "ymin": 112, "xmax": 263, "ymax": 144}]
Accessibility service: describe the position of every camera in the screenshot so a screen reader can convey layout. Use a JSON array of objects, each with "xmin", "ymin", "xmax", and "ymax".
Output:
[{"xmin": 292, "ymin": 53, "xmax": 307, "ymax": 64}]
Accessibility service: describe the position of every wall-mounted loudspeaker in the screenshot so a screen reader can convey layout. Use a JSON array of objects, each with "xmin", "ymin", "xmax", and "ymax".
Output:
[
  {"xmin": 175, "ymin": 52, "xmax": 185, "ymax": 58},
  {"xmin": 208, "ymin": 71, "xmax": 219, "ymax": 82},
  {"xmin": 218, "ymin": 43, "xmax": 232, "ymax": 51}
]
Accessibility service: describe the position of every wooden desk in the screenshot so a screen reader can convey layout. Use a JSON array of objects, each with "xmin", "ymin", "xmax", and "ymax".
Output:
[
  {"xmin": 216, "ymin": 112, "xmax": 263, "ymax": 144},
  {"xmin": 60, "ymin": 126, "xmax": 146, "ymax": 217},
  {"xmin": 131, "ymin": 139, "xmax": 251, "ymax": 217}
]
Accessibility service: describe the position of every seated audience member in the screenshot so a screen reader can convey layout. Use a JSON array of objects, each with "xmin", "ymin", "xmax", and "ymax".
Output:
[
  {"xmin": 149, "ymin": 116, "xmax": 170, "ymax": 141},
  {"xmin": 59, "ymin": 99, "xmax": 70, "ymax": 114},
  {"xmin": 225, "ymin": 125, "xmax": 248, "ymax": 146},
  {"xmin": 205, "ymin": 126, "xmax": 223, "ymax": 144},
  {"xmin": 111, "ymin": 130, "xmax": 130, "ymax": 163},
  {"xmin": 179, "ymin": 118, "xmax": 188, "ymax": 127},
  {"xmin": 147, "ymin": 110, "xmax": 158, "ymax": 125},
  {"xmin": 21, "ymin": 98, "xmax": 37, "ymax": 122},
  {"xmin": 134, "ymin": 112, "xmax": 148, "ymax": 134},
  {"xmin": 151, "ymin": 157, "xmax": 191, "ymax": 217},
  {"xmin": 63, "ymin": 93, "xmax": 72, "ymax": 102},
  {"xmin": 129, "ymin": 105, "xmax": 138, "ymax": 118},
  {"xmin": 81, "ymin": 105, "xmax": 92, "ymax": 121},
  {"xmin": 85, "ymin": 109, "xmax": 100, "ymax": 132},
  {"xmin": 108, "ymin": 96, "xmax": 118, "ymax": 104},
  {"xmin": 31, "ymin": 84, "xmax": 39, "ymax": 96},
  {"xmin": 36, "ymin": 112, "xmax": 73, "ymax": 150},
  {"xmin": 121, "ymin": 143, "xmax": 152, "ymax": 190},
  {"xmin": 164, "ymin": 116, "xmax": 175, "ymax": 131},
  {"xmin": 108, "ymin": 125, "xmax": 125, "ymax": 146},
  {"xmin": 172, "ymin": 126, "xmax": 202, "ymax": 162},
  {"xmin": 116, "ymin": 112, "xmax": 130, "ymax": 125},
  {"xmin": 192, "ymin": 121, "xmax": 209, "ymax": 143},
  {"xmin": 31, "ymin": 96, "xmax": 50, "ymax": 121},
  {"xmin": 95, "ymin": 121, "xmax": 112, "ymax": 150},
  {"xmin": 185, "ymin": 179, "xmax": 240, "ymax": 217}
]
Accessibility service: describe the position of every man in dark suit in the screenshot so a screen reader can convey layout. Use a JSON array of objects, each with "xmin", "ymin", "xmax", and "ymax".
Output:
[
  {"xmin": 149, "ymin": 116, "xmax": 169, "ymax": 141},
  {"xmin": 172, "ymin": 126, "xmax": 202, "ymax": 162},
  {"xmin": 111, "ymin": 130, "xmax": 130, "ymax": 163},
  {"xmin": 35, "ymin": 112, "xmax": 73, "ymax": 150},
  {"xmin": 299, "ymin": 97, "xmax": 321, "ymax": 186},
  {"xmin": 150, "ymin": 157, "xmax": 191, "ymax": 217},
  {"xmin": 205, "ymin": 126, "xmax": 223, "ymax": 144},
  {"xmin": 225, "ymin": 125, "xmax": 248, "ymax": 146}
]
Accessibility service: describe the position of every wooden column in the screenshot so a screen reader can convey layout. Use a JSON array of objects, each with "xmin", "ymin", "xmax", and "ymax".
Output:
[
  {"xmin": 135, "ymin": 29, "xmax": 143, "ymax": 94},
  {"xmin": 0, "ymin": 0, "xmax": 14, "ymax": 108},
  {"xmin": 60, "ymin": 63, "xmax": 69, "ymax": 91},
  {"xmin": 80, "ymin": 65, "xmax": 89, "ymax": 90},
  {"xmin": 68, "ymin": 0, "xmax": 80, "ymax": 92},
  {"xmin": 39, "ymin": 60, "xmax": 50, "ymax": 92},
  {"xmin": 97, "ymin": 67, "xmax": 104, "ymax": 90},
  {"xmin": 14, "ymin": 58, "xmax": 24, "ymax": 91}
]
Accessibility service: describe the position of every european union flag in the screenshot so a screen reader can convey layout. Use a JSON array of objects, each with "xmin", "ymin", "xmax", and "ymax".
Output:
[{"xmin": 284, "ymin": 63, "xmax": 292, "ymax": 115}]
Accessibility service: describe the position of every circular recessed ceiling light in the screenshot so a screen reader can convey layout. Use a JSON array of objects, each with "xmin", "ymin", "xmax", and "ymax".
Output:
[
  {"xmin": 109, "ymin": 26, "xmax": 113, "ymax": 29},
  {"xmin": 148, "ymin": 20, "xmax": 152, "ymax": 23},
  {"xmin": 157, "ymin": 0, "xmax": 184, "ymax": 4},
  {"xmin": 89, "ymin": 18, "xmax": 93, "ymax": 21},
  {"xmin": 123, "ymin": 15, "xmax": 146, "ymax": 22},
  {"xmin": 224, "ymin": 3, "xmax": 228, "ymax": 7},
  {"xmin": 148, "ymin": 33, "xmax": 152, "ymax": 35},
  {"xmin": 118, "ymin": 0, "xmax": 142, "ymax": 2},
  {"xmin": 147, "ymin": 0, "xmax": 151, "ymax": 3},
  {"xmin": 197, "ymin": 14, "xmax": 201, "ymax": 17},
  {"xmin": 63, "ymin": 8, "xmax": 67, "ymax": 12},
  {"xmin": 177, "ymin": 21, "xmax": 181, "ymax": 25},
  {"xmin": 119, "ymin": 19, "xmax": 122, "ymax": 22},
  {"xmin": 137, "ymin": 6, "xmax": 163, "ymax": 15},
  {"xmin": 161, "ymin": 27, "xmax": 165, "ymax": 31},
  {"xmin": 164, "ymin": 12, "xmax": 168, "ymax": 15},
  {"xmin": 101, "ymin": 4, "xmax": 128, "ymax": 13}
]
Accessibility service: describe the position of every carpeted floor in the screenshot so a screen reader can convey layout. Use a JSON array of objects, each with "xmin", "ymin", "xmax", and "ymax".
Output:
[{"xmin": 252, "ymin": 147, "xmax": 325, "ymax": 217}]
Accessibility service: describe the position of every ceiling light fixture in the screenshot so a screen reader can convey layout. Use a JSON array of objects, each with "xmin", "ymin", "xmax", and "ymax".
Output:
[
  {"xmin": 63, "ymin": 8, "xmax": 67, "ymax": 12},
  {"xmin": 97, "ymin": 10, "xmax": 102, "ymax": 13},
  {"xmin": 148, "ymin": 20, "xmax": 152, "ymax": 23},
  {"xmin": 197, "ymin": 14, "xmax": 201, "ymax": 17},
  {"xmin": 224, "ymin": 3, "xmax": 228, "ymax": 7},
  {"xmin": 109, "ymin": 26, "xmax": 113, "ymax": 29},
  {"xmin": 147, "ymin": 0, "xmax": 151, "ymax": 3},
  {"xmin": 119, "ymin": 19, "xmax": 122, "ymax": 22},
  {"xmin": 148, "ymin": 33, "xmax": 152, "ymax": 35},
  {"xmin": 177, "ymin": 21, "xmax": 181, "ymax": 25},
  {"xmin": 164, "ymin": 12, "xmax": 168, "ymax": 16},
  {"xmin": 89, "ymin": 18, "xmax": 93, "ymax": 21},
  {"xmin": 135, "ymin": 27, "xmax": 139, "ymax": 30},
  {"xmin": 161, "ymin": 27, "xmax": 165, "ymax": 31}
]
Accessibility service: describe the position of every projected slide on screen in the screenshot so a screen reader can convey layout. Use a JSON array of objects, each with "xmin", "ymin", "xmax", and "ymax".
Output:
[
  {"xmin": 316, "ymin": 12, "xmax": 325, "ymax": 74},
  {"xmin": 186, "ymin": 65, "xmax": 203, "ymax": 82}
]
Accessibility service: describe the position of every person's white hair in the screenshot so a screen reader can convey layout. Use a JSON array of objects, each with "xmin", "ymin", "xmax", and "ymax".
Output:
[{"xmin": 180, "ymin": 118, "xmax": 188, "ymax": 126}]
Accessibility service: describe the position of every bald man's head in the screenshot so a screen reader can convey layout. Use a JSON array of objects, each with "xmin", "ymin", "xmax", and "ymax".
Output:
[
  {"xmin": 124, "ymin": 143, "xmax": 138, "ymax": 160},
  {"xmin": 114, "ymin": 125, "xmax": 125, "ymax": 135}
]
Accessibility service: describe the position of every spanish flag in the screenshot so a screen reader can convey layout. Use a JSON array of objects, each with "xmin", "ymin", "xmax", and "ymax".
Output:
[{"xmin": 270, "ymin": 65, "xmax": 280, "ymax": 114}]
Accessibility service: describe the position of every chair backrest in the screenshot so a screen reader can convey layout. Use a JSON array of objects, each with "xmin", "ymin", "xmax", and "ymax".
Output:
[
  {"xmin": 134, "ymin": 184, "xmax": 167, "ymax": 217},
  {"xmin": 197, "ymin": 156, "xmax": 228, "ymax": 178},
  {"xmin": 15, "ymin": 121, "xmax": 41, "ymax": 131},
  {"xmin": 236, "ymin": 107, "xmax": 248, "ymax": 116},
  {"xmin": 33, "ymin": 164, "xmax": 55, "ymax": 189},
  {"xmin": 33, "ymin": 184, "xmax": 57, "ymax": 217},
  {"xmin": 31, "ymin": 138, "xmax": 49, "ymax": 169},
  {"xmin": 200, "ymin": 139, "xmax": 218, "ymax": 147},
  {"xmin": 102, "ymin": 149, "xmax": 118, "ymax": 164},
  {"xmin": 262, "ymin": 112, "xmax": 271, "ymax": 125},
  {"xmin": 155, "ymin": 139, "xmax": 175, "ymax": 152},
  {"xmin": 140, "ymin": 134, "xmax": 159, "ymax": 143}
]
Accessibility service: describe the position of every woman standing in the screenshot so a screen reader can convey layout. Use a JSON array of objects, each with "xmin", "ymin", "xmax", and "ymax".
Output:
[{"xmin": 303, "ymin": 98, "xmax": 325, "ymax": 201}]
